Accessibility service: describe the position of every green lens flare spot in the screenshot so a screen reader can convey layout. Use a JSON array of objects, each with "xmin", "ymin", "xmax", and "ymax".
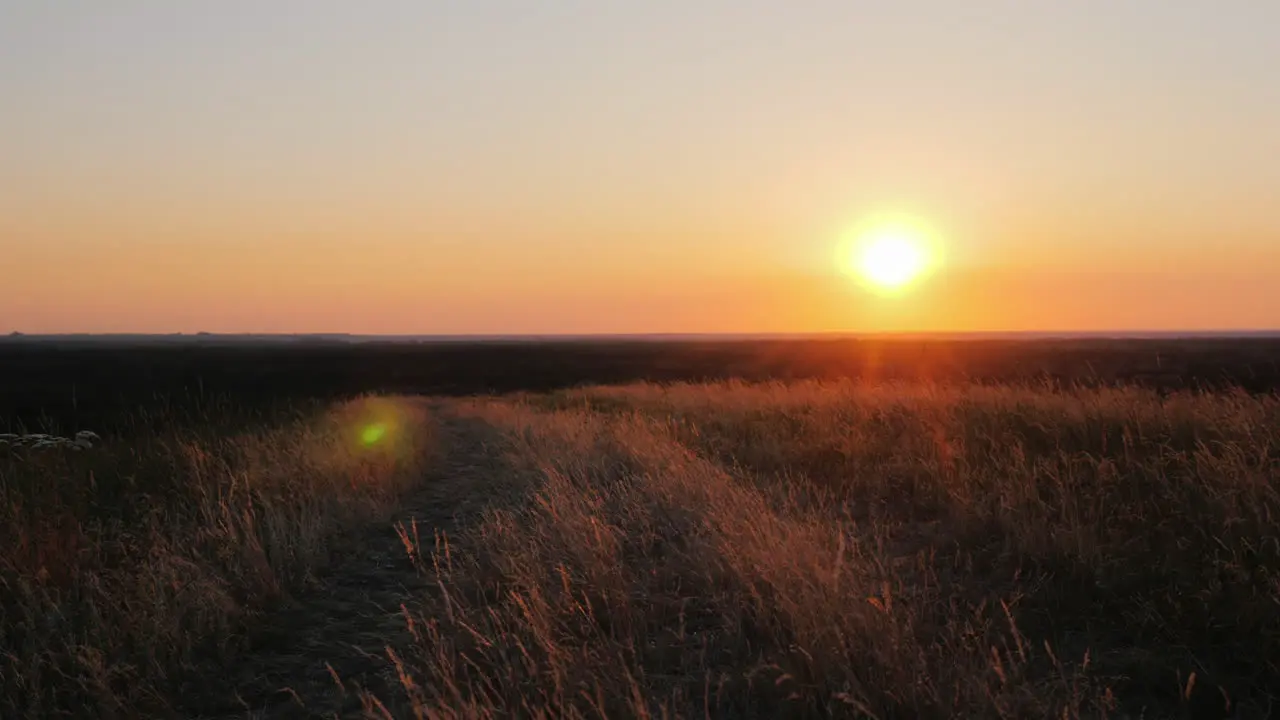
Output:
[{"xmin": 360, "ymin": 423, "xmax": 388, "ymax": 447}]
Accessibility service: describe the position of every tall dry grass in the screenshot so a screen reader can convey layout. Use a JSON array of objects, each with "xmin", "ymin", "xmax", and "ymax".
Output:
[
  {"xmin": 0, "ymin": 395, "xmax": 436, "ymax": 718},
  {"xmin": 390, "ymin": 381, "xmax": 1279, "ymax": 719}
]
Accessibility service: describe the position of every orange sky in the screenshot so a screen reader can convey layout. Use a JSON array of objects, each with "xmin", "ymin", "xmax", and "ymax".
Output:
[{"xmin": 3, "ymin": 3, "xmax": 1279, "ymax": 334}]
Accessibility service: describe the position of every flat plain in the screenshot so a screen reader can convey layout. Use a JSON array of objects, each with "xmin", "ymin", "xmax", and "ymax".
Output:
[{"xmin": 2, "ymin": 338, "xmax": 1278, "ymax": 719}]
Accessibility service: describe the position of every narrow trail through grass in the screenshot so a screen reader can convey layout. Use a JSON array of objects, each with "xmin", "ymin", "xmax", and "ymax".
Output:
[{"xmin": 193, "ymin": 407, "xmax": 516, "ymax": 720}]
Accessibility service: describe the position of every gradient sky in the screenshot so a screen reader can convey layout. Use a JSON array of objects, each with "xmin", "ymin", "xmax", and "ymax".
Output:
[{"xmin": 3, "ymin": 1, "xmax": 1278, "ymax": 334}]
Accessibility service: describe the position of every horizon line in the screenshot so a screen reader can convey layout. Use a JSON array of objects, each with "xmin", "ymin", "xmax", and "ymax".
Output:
[{"xmin": 5, "ymin": 329, "xmax": 1280, "ymax": 343}]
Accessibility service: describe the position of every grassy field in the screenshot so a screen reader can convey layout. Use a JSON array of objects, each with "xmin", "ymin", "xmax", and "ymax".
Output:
[
  {"xmin": 4, "ymin": 379, "xmax": 1279, "ymax": 718},
  {"xmin": 383, "ymin": 381, "xmax": 1279, "ymax": 719},
  {"xmin": 0, "ymin": 396, "xmax": 437, "ymax": 718}
]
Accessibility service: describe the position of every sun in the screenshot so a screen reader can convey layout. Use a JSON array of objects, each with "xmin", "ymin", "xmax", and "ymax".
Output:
[
  {"xmin": 859, "ymin": 233, "xmax": 926, "ymax": 288},
  {"xmin": 840, "ymin": 217, "xmax": 939, "ymax": 294}
]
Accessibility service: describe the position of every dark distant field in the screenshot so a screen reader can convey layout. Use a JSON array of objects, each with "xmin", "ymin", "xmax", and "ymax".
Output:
[
  {"xmin": 4, "ymin": 336, "xmax": 1280, "ymax": 433},
  {"xmin": 3, "ymin": 338, "xmax": 1280, "ymax": 719}
]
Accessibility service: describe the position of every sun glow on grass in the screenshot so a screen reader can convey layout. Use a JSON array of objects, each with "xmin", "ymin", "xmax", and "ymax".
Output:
[
  {"xmin": 337, "ymin": 396, "xmax": 419, "ymax": 459},
  {"xmin": 360, "ymin": 423, "xmax": 388, "ymax": 447}
]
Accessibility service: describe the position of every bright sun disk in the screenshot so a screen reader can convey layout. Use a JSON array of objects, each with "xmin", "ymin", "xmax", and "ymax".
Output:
[
  {"xmin": 861, "ymin": 235, "xmax": 924, "ymax": 287},
  {"xmin": 842, "ymin": 219, "xmax": 938, "ymax": 294}
]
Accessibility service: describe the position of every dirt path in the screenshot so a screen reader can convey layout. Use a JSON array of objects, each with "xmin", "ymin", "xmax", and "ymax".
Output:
[{"xmin": 189, "ymin": 407, "xmax": 509, "ymax": 720}]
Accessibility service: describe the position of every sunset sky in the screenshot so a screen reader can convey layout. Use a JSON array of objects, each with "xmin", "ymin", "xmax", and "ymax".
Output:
[{"xmin": 3, "ymin": 2, "xmax": 1278, "ymax": 334}]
